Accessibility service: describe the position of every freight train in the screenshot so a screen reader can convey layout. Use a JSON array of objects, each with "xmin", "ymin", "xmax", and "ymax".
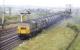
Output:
[{"xmin": 17, "ymin": 10, "xmax": 71, "ymax": 40}]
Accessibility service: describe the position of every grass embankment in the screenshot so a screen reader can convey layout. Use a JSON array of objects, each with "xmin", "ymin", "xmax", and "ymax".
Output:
[
  {"xmin": 68, "ymin": 33, "xmax": 80, "ymax": 50},
  {"xmin": 67, "ymin": 24, "xmax": 80, "ymax": 50},
  {"xmin": 13, "ymin": 23, "xmax": 76, "ymax": 50},
  {"xmin": 64, "ymin": 16, "xmax": 80, "ymax": 50}
]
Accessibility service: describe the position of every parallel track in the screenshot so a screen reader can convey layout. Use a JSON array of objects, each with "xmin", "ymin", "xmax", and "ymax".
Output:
[{"xmin": 0, "ymin": 27, "xmax": 17, "ymax": 36}]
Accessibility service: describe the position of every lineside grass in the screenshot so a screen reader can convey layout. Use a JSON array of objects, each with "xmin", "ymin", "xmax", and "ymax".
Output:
[
  {"xmin": 13, "ymin": 23, "xmax": 76, "ymax": 50},
  {"xmin": 68, "ymin": 33, "xmax": 80, "ymax": 50},
  {"xmin": 66, "ymin": 24, "xmax": 80, "ymax": 50}
]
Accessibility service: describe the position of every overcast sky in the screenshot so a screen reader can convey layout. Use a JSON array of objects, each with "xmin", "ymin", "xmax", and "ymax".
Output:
[{"xmin": 0, "ymin": 0, "xmax": 80, "ymax": 8}]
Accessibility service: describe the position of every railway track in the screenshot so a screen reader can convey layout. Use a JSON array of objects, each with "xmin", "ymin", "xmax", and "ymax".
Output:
[
  {"xmin": 0, "ymin": 27, "xmax": 23, "ymax": 50},
  {"xmin": 0, "ymin": 37, "xmax": 23, "ymax": 50}
]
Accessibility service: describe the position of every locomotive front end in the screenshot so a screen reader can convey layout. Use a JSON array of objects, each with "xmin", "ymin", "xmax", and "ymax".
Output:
[
  {"xmin": 17, "ymin": 24, "xmax": 31, "ymax": 39},
  {"xmin": 17, "ymin": 26, "xmax": 30, "ymax": 34}
]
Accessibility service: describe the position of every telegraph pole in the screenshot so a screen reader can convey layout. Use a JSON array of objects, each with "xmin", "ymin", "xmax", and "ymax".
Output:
[
  {"xmin": 2, "ymin": 0, "xmax": 5, "ymax": 29},
  {"xmin": 9, "ymin": 7, "xmax": 11, "ymax": 17}
]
